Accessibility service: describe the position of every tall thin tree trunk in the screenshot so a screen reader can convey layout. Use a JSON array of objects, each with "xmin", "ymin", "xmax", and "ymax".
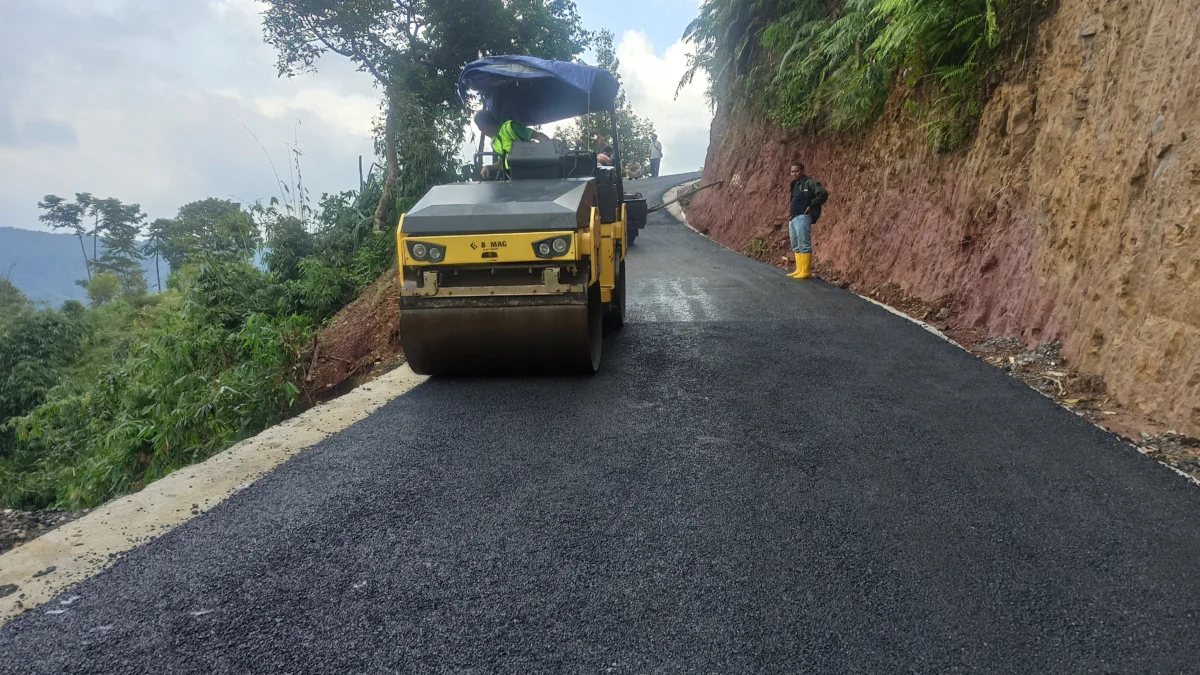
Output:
[
  {"xmin": 154, "ymin": 251, "xmax": 161, "ymax": 293},
  {"xmin": 373, "ymin": 99, "xmax": 399, "ymax": 233},
  {"xmin": 77, "ymin": 234, "xmax": 91, "ymax": 281},
  {"xmin": 92, "ymin": 212, "xmax": 99, "ymax": 272}
]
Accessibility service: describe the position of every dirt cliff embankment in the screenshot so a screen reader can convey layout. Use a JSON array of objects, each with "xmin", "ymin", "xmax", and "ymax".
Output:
[{"xmin": 689, "ymin": 0, "xmax": 1200, "ymax": 436}]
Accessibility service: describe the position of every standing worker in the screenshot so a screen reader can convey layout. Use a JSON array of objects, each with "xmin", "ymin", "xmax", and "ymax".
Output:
[
  {"xmin": 649, "ymin": 133, "xmax": 663, "ymax": 177},
  {"xmin": 476, "ymin": 110, "xmax": 551, "ymax": 179},
  {"xmin": 786, "ymin": 161, "xmax": 828, "ymax": 280}
]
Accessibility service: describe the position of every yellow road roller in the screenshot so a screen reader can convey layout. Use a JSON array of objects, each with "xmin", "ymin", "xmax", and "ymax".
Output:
[{"xmin": 396, "ymin": 56, "xmax": 633, "ymax": 375}]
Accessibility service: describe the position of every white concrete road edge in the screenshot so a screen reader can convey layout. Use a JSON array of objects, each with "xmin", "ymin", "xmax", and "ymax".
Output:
[
  {"xmin": 663, "ymin": 181, "xmax": 1200, "ymax": 489},
  {"xmin": 0, "ymin": 365, "xmax": 427, "ymax": 625}
]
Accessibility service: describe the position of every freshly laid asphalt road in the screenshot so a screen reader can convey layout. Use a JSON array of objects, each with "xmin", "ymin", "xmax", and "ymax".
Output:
[{"xmin": 3, "ymin": 173, "xmax": 1199, "ymax": 673}]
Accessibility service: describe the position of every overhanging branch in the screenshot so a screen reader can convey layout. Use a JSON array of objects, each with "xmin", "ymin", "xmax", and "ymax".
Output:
[{"xmin": 299, "ymin": 15, "xmax": 392, "ymax": 87}]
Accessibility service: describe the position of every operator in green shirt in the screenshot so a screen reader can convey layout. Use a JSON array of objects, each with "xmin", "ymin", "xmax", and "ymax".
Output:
[{"xmin": 475, "ymin": 110, "xmax": 551, "ymax": 180}]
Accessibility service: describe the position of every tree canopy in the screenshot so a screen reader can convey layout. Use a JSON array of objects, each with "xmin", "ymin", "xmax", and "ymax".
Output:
[
  {"xmin": 37, "ymin": 193, "xmax": 93, "ymax": 282},
  {"xmin": 160, "ymin": 198, "xmax": 260, "ymax": 269},
  {"xmin": 261, "ymin": 0, "xmax": 588, "ymax": 228},
  {"xmin": 143, "ymin": 218, "xmax": 171, "ymax": 293},
  {"xmin": 85, "ymin": 272, "xmax": 121, "ymax": 307},
  {"xmin": 91, "ymin": 198, "xmax": 147, "ymax": 297},
  {"xmin": 38, "ymin": 194, "xmax": 148, "ymax": 295}
]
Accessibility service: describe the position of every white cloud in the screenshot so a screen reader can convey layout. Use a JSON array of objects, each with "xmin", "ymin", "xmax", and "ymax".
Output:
[
  {"xmin": 615, "ymin": 30, "xmax": 711, "ymax": 175},
  {"xmin": 0, "ymin": 0, "xmax": 381, "ymax": 229},
  {"xmin": 212, "ymin": 0, "xmax": 269, "ymax": 41},
  {"xmin": 250, "ymin": 90, "xmax": 382, "ymax": 138}
]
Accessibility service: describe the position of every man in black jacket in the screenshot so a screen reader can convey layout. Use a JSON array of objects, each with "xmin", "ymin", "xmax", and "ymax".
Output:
[{"xmin": 786, "ymin": 162, "xmax": 829, "ymax": 279}]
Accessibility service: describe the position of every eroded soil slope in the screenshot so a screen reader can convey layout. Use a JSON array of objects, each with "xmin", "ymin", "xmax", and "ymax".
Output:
[
  {"xmin": 689, "ymin": 0, "xmax": 1200, "ymax": 435},
  {"xmin": 305, "ymin": 270, "xmax": 404, "ymax": 398}
]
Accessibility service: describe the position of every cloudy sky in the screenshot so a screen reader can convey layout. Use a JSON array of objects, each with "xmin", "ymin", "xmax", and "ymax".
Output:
[{"xmin": 0, "ymin": 0, "xmax": 712, "ymax": 232}]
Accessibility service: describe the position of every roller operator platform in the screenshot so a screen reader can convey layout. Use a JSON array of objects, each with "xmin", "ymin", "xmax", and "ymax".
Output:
[{"xmin": 396, "ymin": 56, "xmax": 648, "ymax": 375}]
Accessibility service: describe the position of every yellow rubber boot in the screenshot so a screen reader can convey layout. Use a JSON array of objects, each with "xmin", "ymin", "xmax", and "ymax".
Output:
[
  {"xmin": 787, "ymin": 253, "xmax": 804, "ymax": 278},
  {"xmin": 794, "ymin": 253, "xmax": 812, "ymax": 279}
]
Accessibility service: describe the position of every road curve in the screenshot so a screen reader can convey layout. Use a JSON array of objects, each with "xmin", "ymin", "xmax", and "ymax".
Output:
[{"xmin": 2, "ymin": 173, "xmax": 1199, "ymax": 673}]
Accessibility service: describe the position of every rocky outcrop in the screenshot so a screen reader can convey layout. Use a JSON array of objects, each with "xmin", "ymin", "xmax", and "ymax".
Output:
[{"xmin": 688, "ymin": 0, "xmax": 1200, "ymax": 435}]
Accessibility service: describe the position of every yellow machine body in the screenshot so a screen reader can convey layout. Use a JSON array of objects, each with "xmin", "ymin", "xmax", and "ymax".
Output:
[{"xmin": 396, "ymin": 196, "xmax": 627, "ymax": 375}]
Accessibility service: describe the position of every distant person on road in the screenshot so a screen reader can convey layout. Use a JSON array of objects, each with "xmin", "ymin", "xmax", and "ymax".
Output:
[
  {"xmin": 786, "ymin": 162, "xmax": 828, "ymax": 280},
  {"xmin": 626, "ymin": 162, "xmax": 644, "ymax": 179},
  {"xmin": 476, "ymin": 110, "xmax": 551, "ymax": 179},
  {"xmin": 649, "ymin": 133, "xmax": 663, "ymax": 177}
]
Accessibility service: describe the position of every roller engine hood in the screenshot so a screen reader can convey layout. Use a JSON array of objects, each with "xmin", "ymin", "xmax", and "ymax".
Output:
[{"xmin": 402, "ymin": 179, "xmax": 596, "ymax": 236}]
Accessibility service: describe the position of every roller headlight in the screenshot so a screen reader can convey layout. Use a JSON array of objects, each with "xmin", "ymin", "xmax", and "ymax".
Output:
[
  {"xmin": 405, "ymin": 241, "xmax": 445, "ymax": 262},
  {"xmin": 532, "ymin": 235, "xmax": 572, "ymax": 259}
]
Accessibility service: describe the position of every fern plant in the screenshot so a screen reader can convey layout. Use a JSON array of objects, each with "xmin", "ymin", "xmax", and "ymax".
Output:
[{"xmin": 688, "ymin": 0, "xmax": 1047, "ymax": 151}]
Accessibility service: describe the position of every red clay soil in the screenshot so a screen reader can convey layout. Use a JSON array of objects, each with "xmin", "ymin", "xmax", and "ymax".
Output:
[{"xmin": 304, "ymin": 270, "xmax": 405, "ymax": 399}]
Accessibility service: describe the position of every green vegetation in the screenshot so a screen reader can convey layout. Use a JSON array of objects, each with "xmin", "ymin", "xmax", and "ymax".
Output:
[
  {"xmin": 1, "ymin": 185, "xmax": 393, "ymax": 510},
  {"xmin": 682, "ymin": 0, "xmax": 1048, "ymax": 150},
  {"xmin": 85, "ymin": 272, "xmax": 121, "ymax": 307},
  {"xmin": 0, "ymin": 2, "xmax": 592, "ymax": 512},
  {"xmin": 744, "ymin": 237, "xmax": 772, "ymax": 261},
  {"xmin": 158, "ymin": 198, "xmax": 261, "ymax": 269}
]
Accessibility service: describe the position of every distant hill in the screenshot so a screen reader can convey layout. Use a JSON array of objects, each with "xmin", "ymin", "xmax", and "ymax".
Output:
[{"xmin": 0, "ymin": 227, "xmax": 169, "ymax": 307}]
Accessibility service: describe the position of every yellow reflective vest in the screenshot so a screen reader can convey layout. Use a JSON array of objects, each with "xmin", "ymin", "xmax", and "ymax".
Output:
[{"xmin": 491, "ymin": 120, "xmax": 534, "ymax": 169}]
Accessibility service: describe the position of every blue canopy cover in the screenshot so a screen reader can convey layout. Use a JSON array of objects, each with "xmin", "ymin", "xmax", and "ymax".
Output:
[{"xmin": 458, "ymin": 56, "xmax": 619, "ymax": 126}]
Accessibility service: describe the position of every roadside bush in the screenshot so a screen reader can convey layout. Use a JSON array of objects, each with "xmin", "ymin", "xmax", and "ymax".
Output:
[
  {"xmin": 11, "ymin": 306, "xmax": 310, "ymax": 509},
  {"xmin": 60, "ymin": 299, "xmax": 86, "ymax": 318},
  {"xmin": 685, "ymin": 0, "xmax": 1049, "ymax": 150},
  {"xmin": 0, "ymin": 278, "xmax": 31, "ymax": 316},
  {"xmin": 0, "ymin": 308, "xmax": 88, "ymax": 506},
  {"xmin": 2, "ymin": 181, "xmax": 398, "ymax": 510},
  {"xmin": 745, "ymin": 237, "xmax": 772, "ymax": 261},
  {"xmin": 262, "ymin": 214, "xmax": 314, "ymax": 282},
  {"xmin": 284, "ymin": 257, "xmax": 359, "ymax": 322},
  {"xmin": 86, "ymin": 272, "xmax": 121, "ymax": 306},
  {"xmin": 0, "ymin": 308, "xmax": 87, "ymax": 433}
]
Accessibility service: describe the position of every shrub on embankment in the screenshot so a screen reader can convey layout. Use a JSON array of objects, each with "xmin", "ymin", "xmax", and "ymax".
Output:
[
  {"xmin": 683, "ymin": 0, "xmax": 1051, "ymax": 151},
  {"xmin": 0, "ymin": 186, "xmax": 398, "ymax": 510}
]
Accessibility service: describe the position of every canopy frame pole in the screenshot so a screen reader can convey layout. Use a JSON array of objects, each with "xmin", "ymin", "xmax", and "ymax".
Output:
[{"xmin": 610, "ymin": 113, "xmax": 624, "ymax": 198}]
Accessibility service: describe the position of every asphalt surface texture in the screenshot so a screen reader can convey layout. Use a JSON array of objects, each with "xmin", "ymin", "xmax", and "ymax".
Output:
[{"xmin": 3, "ymin": 172, "xmax": 1199, "ymax": 674}]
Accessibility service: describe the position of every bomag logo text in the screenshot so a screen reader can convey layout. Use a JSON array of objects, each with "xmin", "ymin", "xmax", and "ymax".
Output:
[{"xmin": 471, "ymin": 240, "xmax": 507, "ymax": 250}]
